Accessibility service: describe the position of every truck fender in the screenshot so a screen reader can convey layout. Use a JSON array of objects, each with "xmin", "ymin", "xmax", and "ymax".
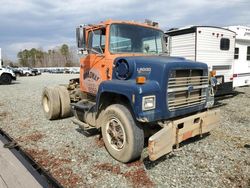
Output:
[{"xmin": 95, "ymin": 80, "xmax": 161, "ymax": 127}]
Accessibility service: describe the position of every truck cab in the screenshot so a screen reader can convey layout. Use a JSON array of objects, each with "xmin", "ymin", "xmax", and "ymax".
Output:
[{"xmin": 42, "ymin": 20, "xmax": 220, "ymax": 163}]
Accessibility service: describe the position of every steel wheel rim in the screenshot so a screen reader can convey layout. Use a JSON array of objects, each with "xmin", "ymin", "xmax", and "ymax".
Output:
[
  {"xmin": 43, "ymin": 95, "xmax": 50, "ymax": 113},
  {"xmin": 106, "ymin": 117, "xmax": 126, "ymax": 151}
]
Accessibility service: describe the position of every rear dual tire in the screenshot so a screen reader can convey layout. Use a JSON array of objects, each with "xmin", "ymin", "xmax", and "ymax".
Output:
[{"xmin": 42, "ymin": 86, "xmax": 71, "ymax": 120}]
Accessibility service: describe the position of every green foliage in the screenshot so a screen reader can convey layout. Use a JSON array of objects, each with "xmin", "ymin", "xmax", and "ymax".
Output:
[
  {"xmin": 17, "ymin": 44, "xmax": 77, "ymax": 67},
  {"xmin": 60, "ymin": 44, "xmax": 69, "ymax": 57}
]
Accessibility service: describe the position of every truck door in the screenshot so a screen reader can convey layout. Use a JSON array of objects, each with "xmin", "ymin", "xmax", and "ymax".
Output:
[{"xmin": 80, "ymin": 28, "xmax": 107, "ymax": 95}]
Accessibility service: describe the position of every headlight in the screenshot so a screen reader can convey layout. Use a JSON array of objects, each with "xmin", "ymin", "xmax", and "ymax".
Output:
[{"xmin": 142, "ymin": 95, "xmax": 156, "ymax": 111}]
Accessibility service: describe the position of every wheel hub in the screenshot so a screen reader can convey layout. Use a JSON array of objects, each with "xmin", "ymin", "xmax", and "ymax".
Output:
[
  {"xmin": 106, "ymin": 117, "xmax": 126, "ymax": 151},
  {"xmin": 43, "ymin": 96, "xmax": 50, "ymax": 113}
]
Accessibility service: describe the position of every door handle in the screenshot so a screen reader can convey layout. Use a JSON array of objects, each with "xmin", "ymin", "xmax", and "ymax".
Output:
[{"xmin": 106, "ymin": 68, "xmax": 111, "ymax": 79}]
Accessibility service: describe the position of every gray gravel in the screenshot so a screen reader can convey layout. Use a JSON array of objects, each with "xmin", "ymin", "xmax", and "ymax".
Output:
[{"xmin": 0, "ymin": 74, "xmax": 249, "ymax": 188}]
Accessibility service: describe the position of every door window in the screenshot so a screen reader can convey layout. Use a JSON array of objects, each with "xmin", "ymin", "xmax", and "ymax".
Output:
[{"xmin": 88, "ymin": 29, "xmax": 105, "ymax": 54}]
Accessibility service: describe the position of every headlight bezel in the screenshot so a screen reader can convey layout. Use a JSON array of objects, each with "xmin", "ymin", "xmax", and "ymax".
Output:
[{"xmin": 142, "ymin": 95, "xmax": 156, "ymax": 111}]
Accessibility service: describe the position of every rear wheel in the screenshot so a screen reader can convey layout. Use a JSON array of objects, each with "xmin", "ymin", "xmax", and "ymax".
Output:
[
  {"xmin": 101, "ymin": 104, "xmax": 144, "ymax": 163},
  {"xmin": 0, "ymin": 74, "xmax": 12, "ymax": 84},
  {"xmin": 16, "ymin": 73, "xmax": 21, "ymax": 77},
  {"xmin": 42, "ymin": 87, "xmax": 61, "ymax": 120},
  {"xmin": 56, "ymin": 86, "xmax": 71, "ymax": 118}
]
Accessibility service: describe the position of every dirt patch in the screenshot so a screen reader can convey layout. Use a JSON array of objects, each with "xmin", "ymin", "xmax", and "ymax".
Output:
[
  {"xmin": 94, "ymin": 163, "xmax": 121, "ymax": 174},
  {"xmin": 52, "ymin": 167, "xmax": 83, "ymax": 187},
  {"xmin": 26, "ymin": 148, "xmax": 85, "ymax": 187},
  {"xmin": 94, "ymin": 136, "xmax": 105, "ymax": 148},
  {"xmin": 0, "ymin": 111, "xmax": 8, "ymax": 121},
  {"xmin": 126, "ymin": 160, "xmax": 144, "ymax": 168},
  {"xmin": 61, "ymin": 147, "xmax": 89, "ymax": 162},
  {"xmin": 17, "ymin": 132, "xmax": 44, "ymax": 142},
  {"xmin": 213, "ymin": 130, "xmax": 250, "ymax": 148},
  {"xmin": 123, "ymin": 168, "xmax": 154, "ymax": 188},
  {"xmin": 19, "ymin": 119, "xmax": 32, "ymax": 128},
  {"xmin": 223, "ymin": 163, "xmax": 250, "ymax": 188}
]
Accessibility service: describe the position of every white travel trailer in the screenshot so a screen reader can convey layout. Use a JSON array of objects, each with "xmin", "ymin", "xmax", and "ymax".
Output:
[
  {"xmin": 226, "ymin": 26, "xmax": 250, "ymax": 87},
  {"xmin": 165, "ymin": 26, "xmax": 236, "ymax": 95}
]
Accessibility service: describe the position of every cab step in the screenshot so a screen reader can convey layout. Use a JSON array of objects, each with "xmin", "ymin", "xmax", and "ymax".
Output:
[{"xmin": 71, "ymin": 100, "xmax": 96, "ymax": 112}]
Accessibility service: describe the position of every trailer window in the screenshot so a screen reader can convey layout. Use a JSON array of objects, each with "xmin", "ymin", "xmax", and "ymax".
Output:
[
  {"xmin": 247, "ymin": 46, "xmax": 250, "ymax": 61},
  {"xmin": 234, "ymin": 48, "xmax": 239, "ymax": 59},
  {"xmin": 220, "ymin": 38, "xmax": 230, "ymax": 50}
]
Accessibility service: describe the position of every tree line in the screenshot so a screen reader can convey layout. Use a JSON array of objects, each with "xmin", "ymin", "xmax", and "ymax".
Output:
[{"xmin": 17, "ymin": 44, "xmax": 79, "ymax": 68}]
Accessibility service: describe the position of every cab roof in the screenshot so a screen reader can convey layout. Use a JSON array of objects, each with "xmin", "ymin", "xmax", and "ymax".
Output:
[{"xmin": 83, "ymin": 19, "xmax": 161, "ymax": 31}]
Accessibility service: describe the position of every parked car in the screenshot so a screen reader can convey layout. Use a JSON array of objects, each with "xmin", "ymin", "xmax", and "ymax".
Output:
[
  {"xmin": 20, "ymin": 67, "xmax": 41, "ymax": 76},
  {"xmin": 69, "ymin": 67, "xmax": 80, "ymax": 74},
  {"xmin": 11, "ymin": 67, "xmax": 23, "ymax": 77},
  {"xmin": 21, "ymin": 67, "xmax": 33, "ymax": 76},
  {"xmin": 0, "ymin": 67, "xmax": 16, "ymax": 84},
  {"xmin": 31, "ymin": 68, "xmax": 41, "ymax": 76}
]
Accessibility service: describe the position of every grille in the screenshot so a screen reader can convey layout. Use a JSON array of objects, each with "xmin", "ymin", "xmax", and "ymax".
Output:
[{"xmin": 168, "ymin": 69, "xmax": 208, "ymax": 111}]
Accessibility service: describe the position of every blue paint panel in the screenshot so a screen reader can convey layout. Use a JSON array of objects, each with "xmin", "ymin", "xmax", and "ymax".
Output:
[{"xmin": 96, "ymin": 56, "xmax": 208, "ymax": 122}]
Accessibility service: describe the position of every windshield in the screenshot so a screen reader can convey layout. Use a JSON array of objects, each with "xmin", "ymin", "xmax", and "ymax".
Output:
[{"xmin": 110, "ymin": 24, "xmax": 166, "ymax": 54}]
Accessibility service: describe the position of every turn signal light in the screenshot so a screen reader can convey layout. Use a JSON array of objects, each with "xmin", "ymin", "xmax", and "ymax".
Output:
[
  {"xmin": 210, "ymin": 70, "xmax": 216, "ymax": 77},
  {"xmin": 136, "ymin": 76, "xmax": 146, "ymax": 84}
]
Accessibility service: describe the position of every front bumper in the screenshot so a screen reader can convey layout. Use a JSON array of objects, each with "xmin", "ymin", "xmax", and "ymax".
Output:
[
  {"xmin": 215, "ymin": 82, "xmax": 233, "ymax": 96},
  {"xmin": 148, "ymin": 109, "xmax": 220, "ymax": 161}
]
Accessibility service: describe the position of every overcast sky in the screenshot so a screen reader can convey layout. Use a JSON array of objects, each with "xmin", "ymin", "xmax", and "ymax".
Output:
[{"xmin": 0, "ymin": 0, "xmax": 249, "ymax": 60}]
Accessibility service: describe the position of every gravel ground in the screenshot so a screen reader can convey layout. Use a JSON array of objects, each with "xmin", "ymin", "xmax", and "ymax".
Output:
[{"xmin": 0, "ymin": 74, "xmax": 249, "ymax": 188}]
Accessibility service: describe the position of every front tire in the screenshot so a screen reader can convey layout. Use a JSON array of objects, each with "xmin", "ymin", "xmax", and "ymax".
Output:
[
  {"xmin": 101, "ymin": 104, "xmax": 144, "ymax": 163},
  {"xmin": 0, "ymin": 74, "xmax": 12, "ymax": 84}
]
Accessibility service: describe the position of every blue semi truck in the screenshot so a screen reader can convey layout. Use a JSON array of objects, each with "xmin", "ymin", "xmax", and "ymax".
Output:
[{"xmin": 42, "ymin": 20, "xmax": 220, "ymax": 163}]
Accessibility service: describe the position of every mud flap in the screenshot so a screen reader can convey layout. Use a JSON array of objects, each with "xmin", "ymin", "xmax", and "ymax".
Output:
[{"xmin": 148, "ymin": 109, "xmax": 220, "ymax": 161}]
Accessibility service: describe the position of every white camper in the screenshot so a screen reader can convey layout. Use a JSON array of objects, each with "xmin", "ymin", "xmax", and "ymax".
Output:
[
  {"xmin": 165, "ymin": 26, "xmax": 236, "ymax": 95},
  {"xmin": 227, "ymin": 26, "xmax": 250, "ymax": 87}
]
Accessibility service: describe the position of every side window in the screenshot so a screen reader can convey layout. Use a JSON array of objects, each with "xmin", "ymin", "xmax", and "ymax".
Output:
[
  {"xmin": 220, "ymin": 38, "xmax": 230, "ymax": 50},
  {"xmin": 142, "ymin": 36, "xmax": 162, "ymax": 54},
  {"xmin": 88, "ymin": 29, "xmax": 105, "ymax": 53},
  {"xmin": 234, "ymin": 47, "xmax": 239, "ymax": 59},
  {"xmin": 247, "ymin": 46, "xmax": 250, "ymax": 61}
]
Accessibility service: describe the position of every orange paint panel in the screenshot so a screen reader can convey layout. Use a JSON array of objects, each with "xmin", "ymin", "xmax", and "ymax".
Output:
[{"xmin": 79, "ymin": 20, "xmax": 160, "ymax": 95}]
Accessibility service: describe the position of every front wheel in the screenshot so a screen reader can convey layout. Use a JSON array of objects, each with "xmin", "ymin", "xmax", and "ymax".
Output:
[
  {"xmin": 0, "ymin": 74, "xmax": 12, "ymax": 84},
  {"xmin": 101, "ymin": 104, "xmax": 144, "ymax": 163}
]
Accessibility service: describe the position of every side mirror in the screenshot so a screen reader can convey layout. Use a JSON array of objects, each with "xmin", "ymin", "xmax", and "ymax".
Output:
[{"xmin": 76, "ymin": 26, "xmax": 86, "ymax": 49}]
